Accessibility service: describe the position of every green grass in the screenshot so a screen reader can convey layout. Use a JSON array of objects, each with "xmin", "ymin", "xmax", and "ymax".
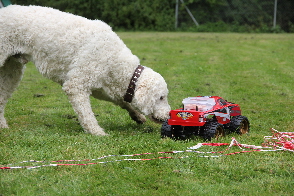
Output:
[{"xmin": 1, "ymin": 32, "xmax": 294, "ymax": 195}]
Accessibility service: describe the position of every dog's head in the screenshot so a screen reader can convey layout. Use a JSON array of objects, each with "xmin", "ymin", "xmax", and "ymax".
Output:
[{"xmin": 131, "ymin": 67, "xmax": 171, "ymax": 123}]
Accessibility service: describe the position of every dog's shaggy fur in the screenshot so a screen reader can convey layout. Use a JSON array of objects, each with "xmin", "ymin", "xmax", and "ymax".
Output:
[{"xmin": 0, "ymin": 5, "xmax": 170, "ymax": 135}]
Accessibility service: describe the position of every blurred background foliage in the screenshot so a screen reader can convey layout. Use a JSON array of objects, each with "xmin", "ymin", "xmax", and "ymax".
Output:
[{"xmin": 11, "ymin": 0, "xmax": 294, "ymax": 32}]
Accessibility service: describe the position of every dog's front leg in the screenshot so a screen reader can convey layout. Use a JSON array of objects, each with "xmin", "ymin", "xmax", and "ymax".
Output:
[
  {"xmin": 63, "ymin": 87, "xmax": 107, "ymax": 136},
  {"xmin": 120, "ymin": 103, "xmax": 146, "ymax": 124}
]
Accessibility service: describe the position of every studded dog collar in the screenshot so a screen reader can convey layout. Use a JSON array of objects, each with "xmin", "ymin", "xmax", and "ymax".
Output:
[{"xmin": 124, "ymin": 65, "xmax": 145, "ymax": 103}]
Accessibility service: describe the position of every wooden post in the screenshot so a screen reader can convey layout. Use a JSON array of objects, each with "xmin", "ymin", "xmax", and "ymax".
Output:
[
  {"xmin": 175, "ymin": 0, "xmax": 179, "ymax": 29},
  {"xmin": 180, "ymin": 0, "xmax": 199, "ymax": 27},
  {"xmin": 273, "ymin": 0, "xmax": 277, "ymax": 28}
]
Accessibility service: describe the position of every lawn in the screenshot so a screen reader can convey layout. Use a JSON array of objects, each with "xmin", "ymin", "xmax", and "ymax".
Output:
[{"xmin": 1, "ymin": 32, "xmax": 294, "ymax": 195}]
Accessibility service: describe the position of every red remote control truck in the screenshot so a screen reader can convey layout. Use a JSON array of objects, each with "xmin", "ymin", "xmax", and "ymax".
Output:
[{"xmin": 161, "ymin": 96, "xmax": 250, "ymax": 140}]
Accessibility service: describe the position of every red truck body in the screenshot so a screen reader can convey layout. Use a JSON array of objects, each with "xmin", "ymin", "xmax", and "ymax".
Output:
[
  {"xmin": 168, "ymin": 96, "xmax": 241, "ymax": 126},
  {"xmin": 161, "ymin": 96, "xmax": 249, "ymax": 140}
]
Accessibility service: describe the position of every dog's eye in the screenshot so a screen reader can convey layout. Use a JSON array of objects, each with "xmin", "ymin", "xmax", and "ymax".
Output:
[{"xmin": 160, "ymin": 96, "xmax": 164, "ymax": 100}]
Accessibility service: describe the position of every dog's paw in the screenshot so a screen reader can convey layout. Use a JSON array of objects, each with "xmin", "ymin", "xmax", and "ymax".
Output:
[
  {"xmin": 93, "ymin": 132, "xmax": 109, "ymax": 136},
  {"xmin": 87, "ymin": 127, "xmax": 109, "ymax": 136},
  {"xmin": 0, "ymin": 120, "xmax": 9, "ymax": 129}
]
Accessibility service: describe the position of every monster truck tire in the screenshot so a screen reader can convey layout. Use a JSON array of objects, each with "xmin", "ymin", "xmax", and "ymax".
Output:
[
  {"xmin": 161, "ymin": 120, "xmax": 172, "ymax": 138},
  {"xmin": 229, "ymin": 116, "xmax": 250, "ymax": 134},
  {"xmin": 172, "ymin": 125, "xmax": 187, "ymax": 140},
  {"xmin": 203, "ymin": 120, "xmax": 225, "ymax": 140},
  {"xmin": 161, "ymin": 121, "xmax": 187, "ymax": 140}
]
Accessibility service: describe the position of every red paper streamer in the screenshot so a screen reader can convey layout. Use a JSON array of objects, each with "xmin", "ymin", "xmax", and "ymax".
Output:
[{"xmin": 1, "ymin": 128, "xmax": 293, "ymax": 170}]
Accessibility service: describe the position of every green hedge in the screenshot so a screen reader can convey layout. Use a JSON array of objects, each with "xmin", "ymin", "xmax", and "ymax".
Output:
[{"xmin": 11, "ymin": 0, "xmax": 294, "ymax": 32}]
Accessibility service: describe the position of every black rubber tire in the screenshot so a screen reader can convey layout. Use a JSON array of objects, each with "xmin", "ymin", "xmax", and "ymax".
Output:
[
  {"xmin": 161, "ymin": 121, "xmax": 187, "ymax": 140},
  {"xmin": 229, "ymin": 116, "xmax": 250, "ymax": 135},
  {"xmin": 203, "ymin": 120, "xmax": 225, "ymax": 140},
  {"xmin": 172, "ymin": 125, "xmax": 186, "ymax": 140},
  {"xmin": 161, "ymin": 120, "xmax": 172, "ymax": 138}
]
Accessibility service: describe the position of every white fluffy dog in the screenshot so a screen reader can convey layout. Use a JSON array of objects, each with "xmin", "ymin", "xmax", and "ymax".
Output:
[{"xmin": 0, "ymin": 5, "xmax": 170, "ymax": 135}]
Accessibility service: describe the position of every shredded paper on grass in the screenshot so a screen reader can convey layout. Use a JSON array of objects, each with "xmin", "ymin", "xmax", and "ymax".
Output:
[{"xmin": 1, "ymin": 128, "xmax": 293, "ymax": 170}]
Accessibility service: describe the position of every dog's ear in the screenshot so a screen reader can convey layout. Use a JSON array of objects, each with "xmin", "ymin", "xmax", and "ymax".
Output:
[
  {"xmin": 130, "ymin": 67, "xmax": 170, "ymax": 121},
  {"xmin": 131, "ymin": 68, "xmax": 158, "ymax": 115},
  {"xmin": 132, "ymin": 78, "xmax": 155, "ymax": 115}
]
